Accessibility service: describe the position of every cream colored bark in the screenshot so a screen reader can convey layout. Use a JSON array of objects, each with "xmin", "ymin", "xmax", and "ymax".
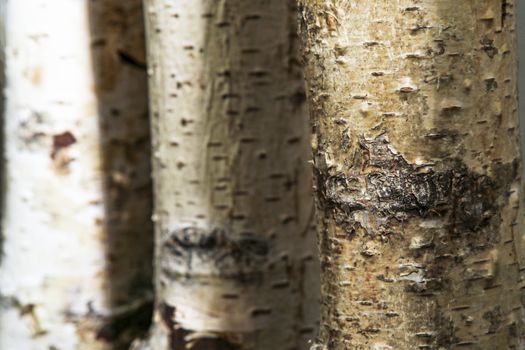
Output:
[
  {"xmin": 138, "ymin": 0, "xmax": 319, "ymax": 349},
  {"xmin": 299, "ymin": 0, "xmax": 524, "ymax": 349},
  {"xmin": 0, "ymin": 0, "xmax": 152, "ymax": 349}
]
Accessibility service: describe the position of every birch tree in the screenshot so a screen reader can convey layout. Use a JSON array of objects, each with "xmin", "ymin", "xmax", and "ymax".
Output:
[
  {"xmin": 0, "ymin": 0, "xmax": 152, "ymax": 348},
  {"xmin": 299, "ymin": 1, "xmax": 525, "ymax": 349},
  {"xmin": 137, "ymin": 0, "xmax": 319, "ymax": 349}
]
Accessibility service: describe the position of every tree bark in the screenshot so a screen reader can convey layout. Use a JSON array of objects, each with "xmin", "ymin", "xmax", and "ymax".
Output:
[
  {"xmin": 299, "ymin": 1, "xmax": 524, "ymax": 349},
  {"xmin": 138, "ymin": 0, "xmax": 319, "ymax": 349},
  {"xmin": 0, "ymin": 0, "xmax": 152, "ymax": 349},
  {"xmin": 88, "ymin": 0, "xmax": 154, "ymax": 346}
]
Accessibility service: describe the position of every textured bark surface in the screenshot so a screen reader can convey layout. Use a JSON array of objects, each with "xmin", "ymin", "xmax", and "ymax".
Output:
[
  {"xmin": 0, "ymin": 0, "xmax": 152, "ymax": 349},
  {"xmin": 139, "ymin": 0, "xmax": 319, "ymax": 349},
  {"xmin": 299, "ymin": 1, "xmax": 525, "ymax": 349}
]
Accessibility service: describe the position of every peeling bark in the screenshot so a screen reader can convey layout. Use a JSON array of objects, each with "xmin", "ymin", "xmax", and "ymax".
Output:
[
  {"xmin": 138, "ymin": 0, "xmax": 319, "ymax": 349},
  {"xmin": 0, "ymin": 0, "xmax": 152, "ymax": 348},
  {"xmin": 299, "ymin": 1, "xmax": 525, "ymax": 349}
]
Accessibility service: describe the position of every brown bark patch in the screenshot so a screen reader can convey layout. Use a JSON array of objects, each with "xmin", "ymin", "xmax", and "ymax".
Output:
[
  {"xmin": 51, "ymin": 131, "xmax": 77, "ymax": 175},
  {"xmin": 51, "ymin": 131, "xmax": 76, "ymax": 157}
]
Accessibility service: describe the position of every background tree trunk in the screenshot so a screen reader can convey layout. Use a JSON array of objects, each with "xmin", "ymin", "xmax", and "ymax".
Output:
[
  {"xmin": 138, "ymin": 0, "xmax": 319, "ymax": 349},
  {"xmin": 0, "ymin": 0, "xmax": 152, "ymax": 348},
  {"xmin": 299, "ymin": 1, "xmax": 524, "ymax": 349},
  {"xmin": 88, "ymin": 0, "xmax": 154, "ymax": 347}
]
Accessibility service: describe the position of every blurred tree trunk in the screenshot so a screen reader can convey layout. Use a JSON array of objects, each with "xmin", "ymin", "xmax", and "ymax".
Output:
[
  {"xmin": 136, "ymin": 0, "xmax": 319, "ymax": 349},
  {"xmin": 299, "ymin": 1, "xmax": 525, "ymax": 349},
  {"xmin": 88, "ymin": 0, "xmax": 154, "ymax": 347},
  {"xmin": 0, "ymin": 0, "xmax": 152, "ymax": 349}
]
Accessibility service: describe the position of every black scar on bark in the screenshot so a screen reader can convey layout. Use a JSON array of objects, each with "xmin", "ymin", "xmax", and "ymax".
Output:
[
  {"xmin": 161, "ymin": 226, "xmax": 270, "ymax": 281},
  {"xmin": 483, "ymin": 306, "xmax": 503, "ymax": 334},
  {"xmin": 95, "ymin": 300, "xmax": 153, "ymax": 344},
  {"xmin": 158, "ymin": 302, "xmax": 240, "ymax": 350},
  {"xmin": 480, "ymin": 37, "xmax": 498, "ymax": 58},
  {"xmin": 435, "ymin": 310, "xmax": 458, "ymax": 348},
  {"xmin": 316, "ymin": 135, "xmax": 518, "ymax": 234}
]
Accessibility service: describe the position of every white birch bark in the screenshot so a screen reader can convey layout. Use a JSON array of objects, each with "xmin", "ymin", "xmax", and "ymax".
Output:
[
  {"xmin": 137, "ymin": 0, "xmax": 320, "ymax": 349},
  {"xmin": 0, "ymin": 0, "xmax": 152, "ymax": 349}
]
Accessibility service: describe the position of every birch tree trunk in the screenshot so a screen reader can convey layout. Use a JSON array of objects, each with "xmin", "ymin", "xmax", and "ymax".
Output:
[
  {"xmin": 0, "ymin": 0, "xmax": 152, "ymax": 349},
  {"xmin": 88, "ymin": 0, "xmax": 154, "ymax": 345},
  {"xmin": 299, "ymin": 1, "xmax": 525, "ymax": 349},
  {"xmin": 138, "ymin": 0, "xmax": 319, "ymax": 349}
]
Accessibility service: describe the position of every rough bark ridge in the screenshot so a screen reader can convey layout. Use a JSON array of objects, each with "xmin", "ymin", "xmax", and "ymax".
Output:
[
  {"xmin": 0, "ymin": 0, "xmax": 152, "ymax": 348},
  {"xmin": 139, "ymin": 0, "xmax": 319, "ymax": 349},
  {"xmin": 299, "ymin": 1, "xmax": 525, "ymax": 349}
]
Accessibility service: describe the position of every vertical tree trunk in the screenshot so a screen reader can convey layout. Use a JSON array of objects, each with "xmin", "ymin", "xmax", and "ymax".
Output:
[
  {"xmin": 299, "ymin": 1, "xmax": 524, "ymax": 349},
  {"xmin": 0, "ymin": 0, "xmax": 152, "ymax": 348},
  {"xmin": 139, "ymin": 0, "xmax": 319, "ymax": 349},
  {"xmin": 88, "ymin": 0, "xmax": 154, "ymax": 346}
]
